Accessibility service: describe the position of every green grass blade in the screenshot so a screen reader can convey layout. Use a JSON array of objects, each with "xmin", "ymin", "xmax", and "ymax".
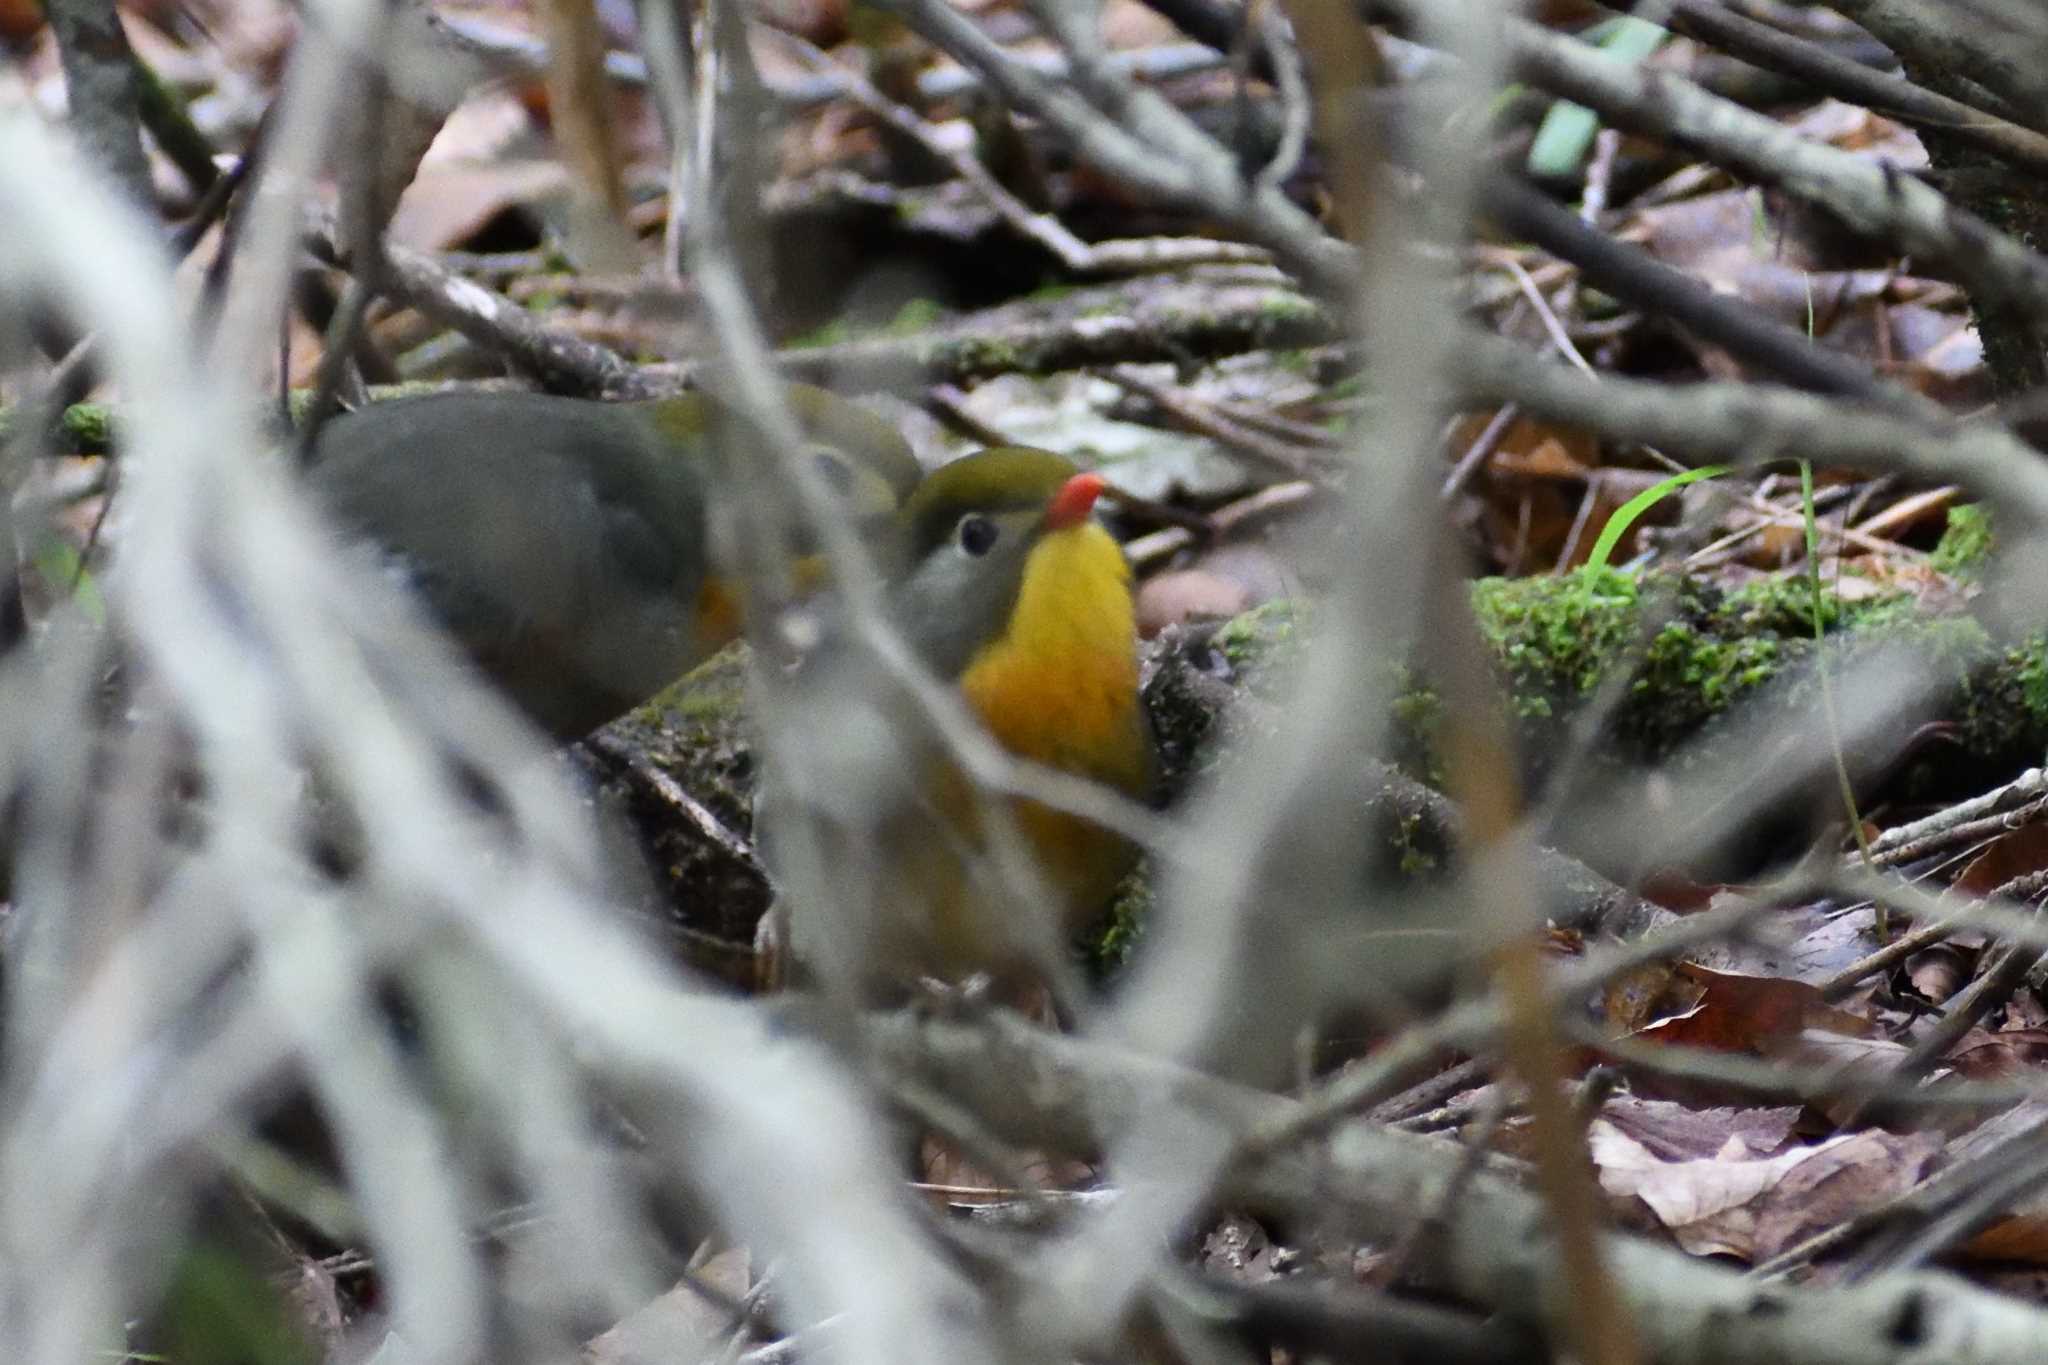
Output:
[
  {"xmin": 1583, "ymin": 464, "xmax": 1728, "ymax": 573},
  {"xmin": 31, "ymin": 535, "xmax": 104, "ymax": 625}
]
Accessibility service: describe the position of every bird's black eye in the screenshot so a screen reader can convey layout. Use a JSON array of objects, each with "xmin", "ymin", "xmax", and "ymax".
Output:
[{"xmin": 957, "ymin": 514, "xmax": 999, "ymax": 556}]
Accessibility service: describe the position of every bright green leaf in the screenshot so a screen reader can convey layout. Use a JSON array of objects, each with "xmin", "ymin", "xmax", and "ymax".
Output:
[
  {"xmin": 1583, "ymin": 463, "xmax": 1728, "ymax": 573},
  {"xmin": 1527, "ymin": 17, "xmax": 1669, "ymax": 180}
]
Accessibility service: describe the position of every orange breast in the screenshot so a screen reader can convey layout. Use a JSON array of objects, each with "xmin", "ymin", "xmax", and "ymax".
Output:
[
  {"xmin": 949, "ymin": 522, "xmax": 1150, "ymax": 935},
  {"xmin": 959, "ymin": 524, "xmax": 1146, "ymax": 783}
]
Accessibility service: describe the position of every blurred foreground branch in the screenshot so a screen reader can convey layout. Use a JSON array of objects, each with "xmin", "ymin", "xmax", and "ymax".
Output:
[{"xmin": 870, "ymin": 1008, "xmax": 2048, "ymax": 1365}]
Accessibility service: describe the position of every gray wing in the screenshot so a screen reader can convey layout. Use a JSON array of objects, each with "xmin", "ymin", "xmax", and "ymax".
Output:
[{"xmin": 307, "ymin": 393, "xmax": 713, "ymax": 737}]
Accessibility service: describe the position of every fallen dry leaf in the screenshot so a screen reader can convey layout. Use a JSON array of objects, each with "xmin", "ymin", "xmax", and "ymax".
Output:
[
  {"xmin": 917, "ymin": 1132, "xmax": 1096, "ymax": 1206},
  {"xmin": 0, "ymin": 0, "xmax": 40, "ymax": 44},
  {"xmin": 1634, "ymin": 963, "xmax": 1877, "ymax": 1055},
  {"xmin": 1779, "ymin": 903, "xmax": 1883, "ymax": 984},
  {"xmin": 1779, "ymin": 1026, "xmax": 1913, "ymax": 1079},
  {"xmin": 1136, "ymin": 569, "xmax": 1251, "ymax": 637},
  {"xmin": 585, "ymin": 1248, "xmax": 751, "ymax": 1365},
  {"xmin": 1954, "ymin": 821, "xmax": 2048, "ymax": 896},
  {"xmin": 1603, "ymin": 959, "xmax": 1686, "ymax": 1037},
  {"xmin": 1136, "ymin": 542, "xmax": 1295, "ymax": 637},
  {"xmin": 1591, "ymin": 1120, "xmax": 1939, "ymax": 1262},
  {"xmin": 1489, "ymin": 434, "xmax": 1595, "ymax": 482},
  {"xmin": 1595, "ymin": 1094, "xmax": 1803, "ymax": 1162},
  {"xmin": 1906, "ymin": 937, "xmax": 1976, "ymax": 1007},
  {"xmin": 1783, "ymin": 100, "xmax": 1928, "ymax": 168},
  {"xmin": 1935, "ymin": 1103, "xmax": 2048, "ymax": 1265},
  {"xmin": 1447, "ymin": 410, "xmax": 1600, "ymax": 475},
  {"xmin": 1775, "ymin": 1028, "xmax": 1938, "ymax": 1129},
  {"xmin": 1948, "ymin": 1029, "xmax": 2048, "ymax": 1080},
  {"xmin": 390, "ymin": 157, "xmax": 571, "ymax": 254},
  {"xmin": 1632, "ymin": 870, "xmax": 1730, "ymax": 915}
]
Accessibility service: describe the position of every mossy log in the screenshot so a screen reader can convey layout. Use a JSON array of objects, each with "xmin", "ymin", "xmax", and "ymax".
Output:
[
  {"xmin": 587, "ymin": 528, "xmax": 2048, "ymax": 981},
  {"xmin": 1469, "ymin": 563, "xmax": 2044, "ymax": 782}
]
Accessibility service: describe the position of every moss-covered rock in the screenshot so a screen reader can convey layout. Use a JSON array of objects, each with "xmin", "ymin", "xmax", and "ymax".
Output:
[
  {"xmin": 1089, "ymin": 862, "xmax": 1152, "ymax": 977},
  {"xmin": 0, "ymin": 400, "xmax": 117, "ymax": 455},
  {"xmin": 594, "ymin": 560, "xmax": 2048, "ymax": 978},
  {"xmin": 1932, "ymin": 503, "xmax": 1993, "ymax": 576},
  {"xmin": 1209, "ymin": 597, "xmax": 1307, "ymax": 675},
  {"xmin": 1954, "ymin": 628, "xmax": 2048, "ymax": 767},
  {"xmin": 1465, "ymin": 566, "xmax": 1953, "ymax": 770},
  {"xmin": 591, "ymin": 646, "xmax": 767, "ymax": 987},
  {"xmin": 1473, "ymin": 568, "xmax": 1644, "ymax": 718}
]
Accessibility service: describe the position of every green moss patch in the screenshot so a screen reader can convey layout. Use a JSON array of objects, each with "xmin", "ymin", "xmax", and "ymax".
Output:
[{"xmin": 1931, "ymin": 504, "xmax": 1992, "ymax": 575}]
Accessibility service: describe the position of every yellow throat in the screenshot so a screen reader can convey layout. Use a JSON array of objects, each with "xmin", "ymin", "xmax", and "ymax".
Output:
[{"xmin": 959, "ymin": 519, "xmax": 1146, "ymax": 790}]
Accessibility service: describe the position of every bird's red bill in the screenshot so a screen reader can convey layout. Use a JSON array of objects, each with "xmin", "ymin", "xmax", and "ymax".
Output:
[{"xmin": 1045, "ymin": 472, "xmax": 1107, "ymax": 530}]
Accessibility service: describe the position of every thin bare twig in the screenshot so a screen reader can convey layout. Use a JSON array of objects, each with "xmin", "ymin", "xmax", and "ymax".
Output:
[
  {"xmin": 772, "ymin": 30, "xmax": 1269, "ymax": 277},
  {"xmin": 1104, "ymin": 365, "xmax": 1330, "ymax": 480}
]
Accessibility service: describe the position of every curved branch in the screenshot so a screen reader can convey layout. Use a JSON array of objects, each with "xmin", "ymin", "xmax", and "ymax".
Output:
[{"xmin": 1380, "ymin": 0, "xmax": 2048, "ymax": 334}]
